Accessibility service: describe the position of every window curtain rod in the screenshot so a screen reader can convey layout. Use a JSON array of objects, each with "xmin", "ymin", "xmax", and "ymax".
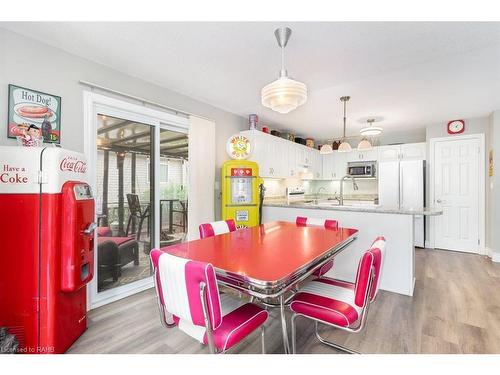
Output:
[{"xmin": 78, "ymin": 80, "xmax": 213, "ymax": 121}]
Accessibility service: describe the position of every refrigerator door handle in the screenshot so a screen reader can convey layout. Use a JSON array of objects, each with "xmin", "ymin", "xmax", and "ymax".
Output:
[{"xmin": 398, "ymin": 165, "xmax": 402, "ymax": 209}]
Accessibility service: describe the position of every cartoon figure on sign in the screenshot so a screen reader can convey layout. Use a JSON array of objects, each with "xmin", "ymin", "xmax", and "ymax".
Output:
[
  {"xmin": 41, "ymin": 114, "xmax": 53, "ymax": 142},
  {"xmin": 18, "ymin": 124, "xmax": 43, "ymax": 147}
]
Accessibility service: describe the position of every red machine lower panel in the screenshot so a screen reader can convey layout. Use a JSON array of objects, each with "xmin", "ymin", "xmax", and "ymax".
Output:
[
  {"xmin": 0, "ymin": 194, "xmax": 40, "ymax": 352},
  {"xmin": 0, "ymin": 193, "xmax": 88, "ymax": 354}
]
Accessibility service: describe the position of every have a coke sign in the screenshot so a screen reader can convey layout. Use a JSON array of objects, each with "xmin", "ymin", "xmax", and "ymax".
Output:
[{"xmin": 60, "ymin": 156, "xmax": 87, "ymax": 174}]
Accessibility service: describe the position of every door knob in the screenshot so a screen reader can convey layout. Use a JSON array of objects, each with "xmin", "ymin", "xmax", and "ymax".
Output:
[{"xmin": 436, "ymin": 199, "xmax": 442, "ymax": 203}]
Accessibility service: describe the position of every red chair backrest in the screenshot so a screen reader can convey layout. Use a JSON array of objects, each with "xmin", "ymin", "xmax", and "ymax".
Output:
[
  {"xmin": 199, "ymin": 219, "xmax": 237, "ymax": 239},
  {"xmin": 296, "ymin": 216, "xmax": 338, "ymax": 230},
  {"xmin": 354, "ymin": 236, "xmax": 386, "ymax": 307},
  {"xmin": 150, "ymin": 249, "xmax": 222, "ymax": 329}
]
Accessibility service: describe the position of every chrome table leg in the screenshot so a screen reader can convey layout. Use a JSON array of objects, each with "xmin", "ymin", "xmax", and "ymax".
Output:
[
  {"xmin": 280, "ymin": 294, "xmax": 291, "ymax": 354},
  {"xmin": 261, "ymin": 325, "xmax": 266, "ymax": 354}
]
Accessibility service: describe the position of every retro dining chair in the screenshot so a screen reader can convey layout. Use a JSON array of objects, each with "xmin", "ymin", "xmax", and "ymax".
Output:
[
  {"xmin": 296, "ymin": 216, "xmax": 339, "ymax": 277},
  {"xmin": 289, "ymin": 236, "xmax": 386, "ymax": 354},
  {"xmin": 199, "ymin": 219, "xmax": 237, "ymax": 239},
  {"xmin": 150, "ymin": 249, "xmax": 268, "ymax": 354}
]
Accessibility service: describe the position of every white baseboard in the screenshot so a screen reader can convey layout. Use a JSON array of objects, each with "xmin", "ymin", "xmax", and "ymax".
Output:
[
  {"xmin": 485, "ymin": 247, "xmax": 500, "ymax": 262},
  {"xmin": 425, "ymin": 240, "xmax": 434, "ymax": 249}
]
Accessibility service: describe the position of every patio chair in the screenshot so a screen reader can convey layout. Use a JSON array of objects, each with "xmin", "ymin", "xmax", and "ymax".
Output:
[
  {"xmin": 97, "ymin": 236, "xmax": 140, "ymax": 288},
  {"xmin": 171, "ymin": 200, "xmax": 188, "ymax": 233},
  {"xmin": 125, "ymin": 193, "xmax": 150, "ymax": 241}
]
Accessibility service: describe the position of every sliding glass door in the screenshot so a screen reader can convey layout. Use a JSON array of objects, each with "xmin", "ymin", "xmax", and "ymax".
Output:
[
  {"xmin": 85, "ymin": 92, "xmax": 189, "ymax": 308},
  {"xmin": 158, "ymin": 128, "xmax": 189, "ymax": 247},
  {"xmin": 95, "ymin": 114, "xmax": 155, "ymax": 294}
]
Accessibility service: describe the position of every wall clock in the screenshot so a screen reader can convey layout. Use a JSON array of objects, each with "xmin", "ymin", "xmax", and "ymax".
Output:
[{"xmin": 447, "ymin": 119, "xmax": 465, "ymax": 134}]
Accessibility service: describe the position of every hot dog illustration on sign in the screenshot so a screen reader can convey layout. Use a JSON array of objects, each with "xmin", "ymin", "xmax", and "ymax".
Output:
[{"xmin": 7, "ymin": 84, "xmax": 62, "ymax": 144}]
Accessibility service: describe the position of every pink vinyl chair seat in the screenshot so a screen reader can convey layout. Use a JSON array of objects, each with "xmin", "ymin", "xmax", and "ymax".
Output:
[
  {"xmin": 290, "ymin": 278, "xmax": 360, "ymax": 327},
  {"xmin": 296, "ymin": 216, "xmax": 338, "ymax": 277},
  {"xmin": 150, "ymin": 249, "xmax": 268, "ymax": 353},
  {"xmin": 173, "ymin": 293, "xmax": 268, "ymax": 351}
]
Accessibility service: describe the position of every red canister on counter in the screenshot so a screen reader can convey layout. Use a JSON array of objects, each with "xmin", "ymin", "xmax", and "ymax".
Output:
[{"xmin": 262, "ymin": 126, "xmax": 269, "ymax": 133}]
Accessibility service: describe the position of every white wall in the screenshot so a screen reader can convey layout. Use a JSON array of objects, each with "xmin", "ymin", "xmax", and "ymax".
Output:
[
  {"xmin": 0, "ymin": 28, "xmax": 247, "ymax": 219},
  {"xmin": 488, "ymin": 110, "xmax": 500, "ymax": 258}
]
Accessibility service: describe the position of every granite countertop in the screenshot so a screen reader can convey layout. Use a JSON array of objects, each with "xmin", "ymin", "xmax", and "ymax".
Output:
[{"xmin": 263, "ymin": 198, "xmax": 442, "ymax": 216}]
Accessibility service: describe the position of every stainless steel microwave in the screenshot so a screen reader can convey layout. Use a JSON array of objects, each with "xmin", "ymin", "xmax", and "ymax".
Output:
[{"xmin": 347, "ymin": 161, "xmax": 377, "ymax": 177}]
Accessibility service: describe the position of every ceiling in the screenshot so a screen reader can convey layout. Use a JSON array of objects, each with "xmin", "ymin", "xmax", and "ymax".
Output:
[{"xmin": 3, "ymin": 22, "xmax": 500, "ymax": 139}]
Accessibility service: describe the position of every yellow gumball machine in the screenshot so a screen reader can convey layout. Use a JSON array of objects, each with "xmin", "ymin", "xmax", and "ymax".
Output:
[{"xmin": 222, "ymin": 134, "xmax": 265, "ymax": 228}]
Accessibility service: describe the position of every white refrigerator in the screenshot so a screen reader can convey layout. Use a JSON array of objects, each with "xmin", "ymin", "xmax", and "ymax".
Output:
[{"xmin": 378, "ymin": 159, "xmax": 425, "ymax": 247}]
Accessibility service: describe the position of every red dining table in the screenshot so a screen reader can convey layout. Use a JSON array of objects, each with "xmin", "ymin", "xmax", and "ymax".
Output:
[{"xmin": 160, "ymin": 220, "xmax": 358, "ymax": 353}]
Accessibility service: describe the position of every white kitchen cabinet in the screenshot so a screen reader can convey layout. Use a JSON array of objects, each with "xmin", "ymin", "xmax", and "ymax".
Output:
[
  {"xmin": 333, "ymin": 151, "xmax": 347, "ymax": 178},
  {"xmin": 346, "ymin": 149, "xmax": 378, "ymax": 162},
  {"xmin": 322, "ymin": 153, "xmax": 335, "ymax": 179},
  {"xmin": 401, "ymin": 142, "xmax": 426, "ymax": 160},
  {"xmin": 240, "ymin": 130, "xmax": 323, "ymax": 179},
  {"xmin": 378, "ymin": 143, "xmax": 426, "ymax": 162},
  {"xmin": 311, "ymin": 150, "xmax": 322, "ymax": 179},
  {"xmin": 377, "ymin": 145, "xmax": 401, "ymax": 162},
  {"xmin": 321, "ymin": 151, "xmax": 347, "ymax": 179}
]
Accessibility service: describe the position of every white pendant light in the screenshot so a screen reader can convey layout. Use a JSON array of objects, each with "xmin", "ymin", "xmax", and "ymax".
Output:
[
  {"xmin": 261, "ymin": 27, "xmax": 307, "ymax": 114},
  {"xmin": 360, "ymin": 118, "xmax": 383, "ymax": 137},
  {"xmin": 338, "ymin": 96, "xmax": 352, "ymax": 152},
  {"xmin": 320, "ymin": 142, "xmax": 333, "ymax": 154},
  {"xmin": 357, "ymin": 138, "xmax": 373, "ymax": 151}
]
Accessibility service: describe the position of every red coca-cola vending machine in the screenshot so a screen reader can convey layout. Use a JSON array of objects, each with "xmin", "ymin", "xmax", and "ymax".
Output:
[{"xmin": 0, "ymin": 146, "xmax": 95, "ymax": 354}]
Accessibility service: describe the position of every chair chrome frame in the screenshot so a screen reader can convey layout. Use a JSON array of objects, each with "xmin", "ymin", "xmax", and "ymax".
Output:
[
  {"xmin": 153, "ymin": 268, "xmax": 266, "ymax": 354},
  {"xmin": 290, "ymin": 268, "xmax": 375, "ymax": 354}
]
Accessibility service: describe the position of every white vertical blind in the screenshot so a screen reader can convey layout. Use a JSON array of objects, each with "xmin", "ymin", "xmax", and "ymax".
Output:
[{"xmin": 187, "ymin": 116, "xmax": 216, "ymax": 240}]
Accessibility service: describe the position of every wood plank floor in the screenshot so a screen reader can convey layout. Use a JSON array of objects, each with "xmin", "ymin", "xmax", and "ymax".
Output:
[{"xmin": 68, "ymin": 248, "xmax": 500, "ymax": 354}]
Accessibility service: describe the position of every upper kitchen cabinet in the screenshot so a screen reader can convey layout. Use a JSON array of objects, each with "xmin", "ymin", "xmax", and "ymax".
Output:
[
  {"xmin": 240, "ymin": 130, "xmax": 322, "ymax": 179},
  {"xmin": 400, "ymin": 142, "xmax": 426, "ymax": 160},
  {"xmin": 322, "ymin": 152, "xmax": 335, "ymax": 179},
  {"xmin": 377, "ymin": 145, "xmax": 401, "ymax": 161},
  {"xmin": 322, "ymin": 151, "xmax": 347, "ymax": 179},
  {"xmin": 378, "ymin": 143, "xmax": 426, "ymax": 161},
  {"xmin": 346, "ymin": 148, "xmax": 378, "ymax": 162}
]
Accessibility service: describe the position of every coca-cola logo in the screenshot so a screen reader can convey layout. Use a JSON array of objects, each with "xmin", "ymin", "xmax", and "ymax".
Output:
[{"xmin": 60, "ymin": 156, "xmax": 87, "ymax": 174}]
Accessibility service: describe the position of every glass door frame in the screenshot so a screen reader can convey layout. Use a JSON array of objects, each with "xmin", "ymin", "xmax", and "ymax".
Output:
[{"xmin": 83, "ymin": 92, "xmax": 189, "ymax": 309}]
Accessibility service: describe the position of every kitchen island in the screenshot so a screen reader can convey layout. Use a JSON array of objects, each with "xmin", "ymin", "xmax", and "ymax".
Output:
[{"xmin": 262, "ymin": 200, "xmax": 441, "ymax": 296}]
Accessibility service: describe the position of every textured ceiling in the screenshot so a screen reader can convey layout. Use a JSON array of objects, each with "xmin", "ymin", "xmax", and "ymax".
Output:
[{"xmin": 3, "ymin": 22, "xmax": 500, "ymax": 139}]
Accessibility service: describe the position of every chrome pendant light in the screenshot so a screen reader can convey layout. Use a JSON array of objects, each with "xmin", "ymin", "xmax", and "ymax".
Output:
[
  {"xmin": 261, "ymin": 27, "xmax": 307, "ymax": 114},
  {"xmin": 360, "ymin": 118, "xmax": 383, "ymax": 137},
  {"xmin": 337, "ymin": 96, "xmax": 352, "ymax": 152}
]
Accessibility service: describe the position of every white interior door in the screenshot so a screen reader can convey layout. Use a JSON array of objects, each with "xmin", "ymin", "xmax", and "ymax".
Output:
[{"xmin": 433, "ymin": 137, "xmax": 480, "ymax": 253}]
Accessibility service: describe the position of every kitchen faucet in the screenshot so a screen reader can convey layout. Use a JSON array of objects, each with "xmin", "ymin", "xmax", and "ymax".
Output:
[
  {"xmin": 339, "ymin": 175, "xmax": 359, "ymax": 205},
  {"xmin": 315, "ymin": 186, "xmax": 327, "ymax": 202}
]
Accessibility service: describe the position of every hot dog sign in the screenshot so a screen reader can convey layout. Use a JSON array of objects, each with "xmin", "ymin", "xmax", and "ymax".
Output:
[{"xmin": 7, "ymin": 84, "xmax": 62, "ymax": 144}]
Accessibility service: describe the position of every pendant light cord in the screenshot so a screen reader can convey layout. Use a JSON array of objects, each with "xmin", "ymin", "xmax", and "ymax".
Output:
[
  {"xmin": 281, "ymin": 45, "xmax": 286, "ymax": 77},
  {"xmin": 343, "ymin": 99, "xmax": 347, "ymax": 138}
]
